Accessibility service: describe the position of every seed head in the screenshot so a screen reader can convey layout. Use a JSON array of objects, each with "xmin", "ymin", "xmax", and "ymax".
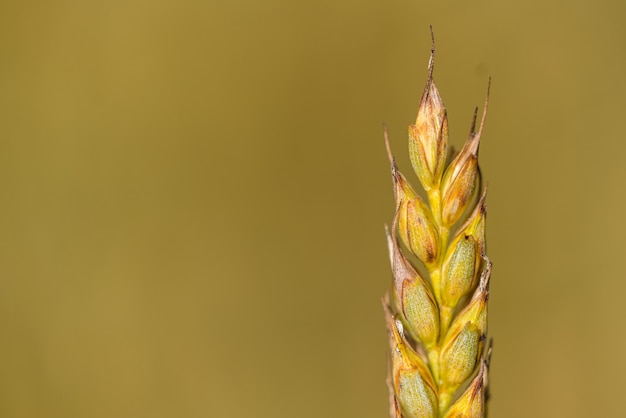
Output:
[
  {"xmin": 386, "ymin": 224, "xmax": 439, "ymax": 348},
  {"xmin": 441, "ymin": 234, "xmax": 478, "ymax": 308},
  {"xmin": 383, "ymin": 37, "xmax": 493, "ymax": 417},
  {"xmin": 441, "ymin": 83, "xmax": 490, "ymax": 227},
  {"xmin": 404, "ymin": 198, "xmax": 439, "ymax": 267},
  {"xmin": 443, "ymin": 360, "xmax": 488, "ymax": 418},
  {"xmin": 408, "ymin": 49, "xmax": 448, "ymax": 192},
  {"xmin": 385, "ymin": 132, "xmax": 439, "ymax": 267},
  {"xmin": 455, "ymin": 188, "xmax": 487, "ymax": 257},
  {"xmin": 384, "ymin": 301, "xmax": 438, "ymax": 418},
  {"xmin": 440, "ymin": 261, "xmax": 491, "ymax": 393},
  {"xmin": 441, "ymin": 190, "xmax": 487, "ymax": 308}
]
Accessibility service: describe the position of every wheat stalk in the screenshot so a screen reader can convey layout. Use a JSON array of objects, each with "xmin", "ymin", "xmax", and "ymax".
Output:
[{"xmin": 383, "ymin": 35, "xmax": 493, "ymax": 418}]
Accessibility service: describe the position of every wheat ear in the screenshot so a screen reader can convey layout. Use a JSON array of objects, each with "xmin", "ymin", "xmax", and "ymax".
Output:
[{"xmin": 383, "ymin": 37, "xmax": 493, "ymax": 418}]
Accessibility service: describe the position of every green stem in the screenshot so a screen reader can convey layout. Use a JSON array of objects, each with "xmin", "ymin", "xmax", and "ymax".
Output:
[
  {"xmin": 439, "ymin": 304, "xmax": 454, "ymax": 344},
  {"xmin": 427, "ymin": 185, "xmax": 456, "ymax": 417},
  {"xmin": 430, "ymin": 269, "xmax": 442, "ymax": 310},
  {"xmin": 438, "ymin": 390, "xmax": 453, "ymax": 417},
  {"xmin": 427, "ymin": 346, "xmax": 440, "ymax": 384},
  {"xmin": 427, "ymin": 188, "xmax": 443, "ymax": 229}
]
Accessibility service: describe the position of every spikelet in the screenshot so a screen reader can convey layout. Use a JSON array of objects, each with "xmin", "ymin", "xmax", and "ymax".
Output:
[{"xmin": 384, "ymin": 33, "xmax": 493, "ymax": 418}]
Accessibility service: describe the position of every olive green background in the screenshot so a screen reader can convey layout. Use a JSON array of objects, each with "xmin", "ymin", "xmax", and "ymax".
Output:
[{"xmin": 0, "ymin": 0, "xmax": 623, "ymax": 417}]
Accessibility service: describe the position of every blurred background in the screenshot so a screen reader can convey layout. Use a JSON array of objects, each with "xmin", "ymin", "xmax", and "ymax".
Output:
[{"xmin": 0, "ymin": 0, "xmax": 624, "ymax": 417}]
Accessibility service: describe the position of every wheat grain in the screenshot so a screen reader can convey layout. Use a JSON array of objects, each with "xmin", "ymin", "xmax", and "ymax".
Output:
[{"xmin": 384, "ymin": 35, "xmax": 493, "ymax": 418}]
